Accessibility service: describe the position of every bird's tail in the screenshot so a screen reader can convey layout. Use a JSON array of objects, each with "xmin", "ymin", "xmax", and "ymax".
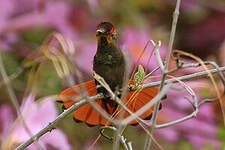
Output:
[{"xmin": 59, "ymin": 80, "xmax": 159, "ymax": 126}]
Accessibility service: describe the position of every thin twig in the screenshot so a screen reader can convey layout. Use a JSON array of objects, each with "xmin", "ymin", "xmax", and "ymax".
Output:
[
  {"xmin": 144, "ymin": 1, "xmax": 181, "ymax": 149},
  {"xmin": 155, "ymin": 76, "xmax": 198, "ymax": 129},
  {"xmin": 99, "ymin": 126, "xmax": 133, "ymax": 150},
  {"xmin": 145, "ymin": 66, "xmax": 160, "ymax": 79},
  {"xmin": 167, "ymin": 62, "xmax": 202, "ymax": 74},
  {"xmin": 16, "ymin": 65, "xmax": 225, "ymax": 150},
  {"xmin": 155, "ymin": 110, "xmax": 198, "ymax": 129},
  {"xmin": 119, "ymin": 135, "xmax": 129, "ymax": 150},
  {"xmin": 0, "ymin": 53, "xmax": 45, "ymax": 150},
  {"xmin": 113, "ymin": 49, "xmax": 132, "ymax": 150},
  {"xmin": 49, "ymin": 33, "xmax": 118, "ymax": 126},
  {"xmin": 204, "ymin": 61, "xmax": 225, "ymax": 86},
  {"xmin": 94, "ymin": 72, "xmax": 147, "ymax": 125},
  {"xmin": 99, "ymin": 126, "xmax": 117, "ymax": 141},
  {"xmin": 152, "ymin": 41, "xmax": 164, "ymax": 72},
  {"xmin": 0, "ymin": 67, "xmax": 23, "ymax": 87},
  {"xmin": 121, "ymin": 83, "xmax": 171, "ymax": 125},
  {"xmin": 143, "ymin": 66, "xmax": 225, "ymax": 89},
  {"xmin": 59, "ymin": 34, "xmax": 119, "ymax": 126},
  {"xmin": 128, "ymin": 142, "xmax": 133, "ymax": 150},
  {"xmin": 198, "ymin": 98, "xmax": 218, "ymax": 107},
  {"xmin": 164, "ymin": 0, "xmax": 181, "ymax": 70},
  {"xmin": 147, "ymin": 61, "xmax": 225, "ymax": 130},
  {"xmin": 87, "ymin": 96, "xmax": 117, "ymax": 125},
  {"xmin": 15, "ymin": 94, "xmax": 104, "ymax": 150},
  {"xmin": 174, "ymin": 50, "xmax": 225, "ymax": 124}
]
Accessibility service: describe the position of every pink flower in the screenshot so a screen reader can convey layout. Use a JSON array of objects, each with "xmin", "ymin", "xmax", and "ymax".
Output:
[
  {"xmin": 0, "ymin": 0, "xmax": 18, "ymax": 51},
  {"xmin": 122, "ymin": 27, "xmax": 167, "ymax": 74},
  {"xmin": 0, "ymin": 104, "xmax": 15, "ymax": 138},
  {"xmin": 0, "ymin": 0, "xmax": 77, "ymax": 51},
  {"xmin": 156, "ymin": 80, "xmax": 221, "ymax": 149},
  {"xmin": 0, "ymin": 94, "xmax": 71, "ymax": 150},
  {"xmin": 75, "ymin": 40, "xmax": 97, "ymax": 74}
]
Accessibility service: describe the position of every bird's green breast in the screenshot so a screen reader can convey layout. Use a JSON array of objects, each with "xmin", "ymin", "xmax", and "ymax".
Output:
[
  {"xmin": 93, "ymin": 42, "xmax": 125, "ymax": 92},
  {"xmin": 94, "ymin": 44, "xmax": 123, "ymax": 66}
]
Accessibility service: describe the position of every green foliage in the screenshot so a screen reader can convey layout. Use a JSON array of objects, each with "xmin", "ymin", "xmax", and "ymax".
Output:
[
  {"xmin": 132, "ymin": 65, "xmax": 145, "ymax": 90},
  {"xmin": 36, "ymin": 63, "xmax": 62, "ymax": 96},
  {"xmin": 0, "ymin": 52, "xmax": 27, "ymax": 95},
  {"xmin": 20, "ymin": 28, "xmax": 51, "ymax": 47},
  {"xmin": 1, "ymin": 52, "xmax": 20, "ymax": 75},
  {"xmin": 203, "ymin": 145, "xmax": 214, "ymax": 150},
  {"xmin": 218, "ymin": 126, "xmax": 225, "ymax": 147},
  {"xmin": 199, "ymin": 88, "xmax": 213, "ymax": 98}
]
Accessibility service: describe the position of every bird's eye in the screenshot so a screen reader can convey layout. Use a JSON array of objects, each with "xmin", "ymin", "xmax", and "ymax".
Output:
[{"xmin": 111, "ymin": 32, "xmax": 116, "ymax": 39}]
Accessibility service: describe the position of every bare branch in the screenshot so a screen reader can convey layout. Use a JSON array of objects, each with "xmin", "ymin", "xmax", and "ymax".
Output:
[
  {"xmin": 143, "ymin": 66, "xmax": 225, "ymax": 89},
  {"xmin": 145, "ymin": 66, "xmax": 160, "ymax": 79},
  {"xmin": 204, "ymin": 61, "xmax": 225, "ymax": 86},
  {"xmin": 99, "ymin": 126, "xmax": 117, "ymax": 141},
  {"xmin": 113, "ymin": 47, "xmax": 132, "ymax": 150},
  {"xmin": 144, "ymin": 0, "xmax": 181, "ymax": 149},
  {"xmin": 198, "ymin": 98, "xmax": 218, "ymax": 107},
  {"xmin": 99, "ymin": 126, "xmax": 133, "ymax": 150},
  {"xmin": 121, "ymin": 83, "xmax": 171, "ymax": 125},
  {"xmin": 15, "ymin": 94, "xmax": 103, "ymax": 150},
  {"xmin": 94, "ymin": 71, "xmax": 147, "ymax": 124},
  {"xmin": 128, "ymin": 142, "xmax": 133, "ymax": 150},
  {"xmin": 155, "ymin": 77, "xmax": 198, "ymax": 129},
  {"xmin": 15, "ymin": 65, "xmax": 225, "ymax": 150},
  {"xmin": 155, "ymin": 110, "xmax": 198, "ymax": 129},
  {"xmin": 164, "ymin": 0, "xmax": 181, "ymax": 70},
  {"xmin": 0, "ymin": 53, "xmax": 45, "ymax": 150},
  {"xmin": 153, "ymin": 41, "xmax": 164, "ymax": 72}
]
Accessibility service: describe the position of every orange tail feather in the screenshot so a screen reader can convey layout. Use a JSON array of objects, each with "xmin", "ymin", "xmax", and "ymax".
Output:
[
  {"xmin": 121, "ymin": 87, "xmax": 159, "ymax": 125},
  {"xmin": 59, "ymin": 80, "xmax": 111, "ymax": 126},
  {"xmin": 59, "ymin": 80, "xmax": 159, "ymax": 126}
]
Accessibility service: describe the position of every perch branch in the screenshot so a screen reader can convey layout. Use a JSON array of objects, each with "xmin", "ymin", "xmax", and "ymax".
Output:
[
  {"xmin": 15, "ymin": 65, "xmax": 225, "ymax": 150},
  {"xmin": 15, "ymin": 94, "xmax": 103, "ymax": 150},
  {"xmin": 144, "ymin": 66, "xmax": 225, "ymax": 89},
  {"xmin": 144, "ymin": 0, "xmax": 181, "ymax": 149}
]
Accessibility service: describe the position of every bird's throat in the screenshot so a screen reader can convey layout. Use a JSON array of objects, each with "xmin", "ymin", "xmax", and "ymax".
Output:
[
  {"xmin": 101, "ymin": 36, "xmax": 108, "ymax": 45},
  {"xmin": 97, "ymin": 36, "xmax": 114, "ymax": 48}
]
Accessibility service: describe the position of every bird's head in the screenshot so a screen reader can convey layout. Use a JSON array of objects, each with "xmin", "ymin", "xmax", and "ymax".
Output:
[{"xmin": 96, "ymin": 22, "xmax": 117, "ymax": 46}]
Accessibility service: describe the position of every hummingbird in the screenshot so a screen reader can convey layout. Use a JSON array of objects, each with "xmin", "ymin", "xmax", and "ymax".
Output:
[
  {"xmin": 94, "ymin": 22, "xmax": 125, "ymax": 93},
  {"xmin": 59, "ymin": 22, "xmax": 159, "ymax": 126},
  {"xmin": 94, "ymin": 22, "xmax": 125, "ymax": 115}
]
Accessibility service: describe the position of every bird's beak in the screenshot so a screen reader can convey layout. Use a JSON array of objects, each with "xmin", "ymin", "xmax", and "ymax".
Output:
[{"xmin": 96, "ymin": 28, "xmax": 105, "ymax": 36}]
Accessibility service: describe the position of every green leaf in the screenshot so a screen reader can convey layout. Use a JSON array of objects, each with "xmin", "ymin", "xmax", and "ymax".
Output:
[
  {"xmin": 133, "ymin": 65, "xmax": 145, "ymax": 90},
  {"xmin": 218, "ymin": 126, "xmax": 225, "ymax": 147}
]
